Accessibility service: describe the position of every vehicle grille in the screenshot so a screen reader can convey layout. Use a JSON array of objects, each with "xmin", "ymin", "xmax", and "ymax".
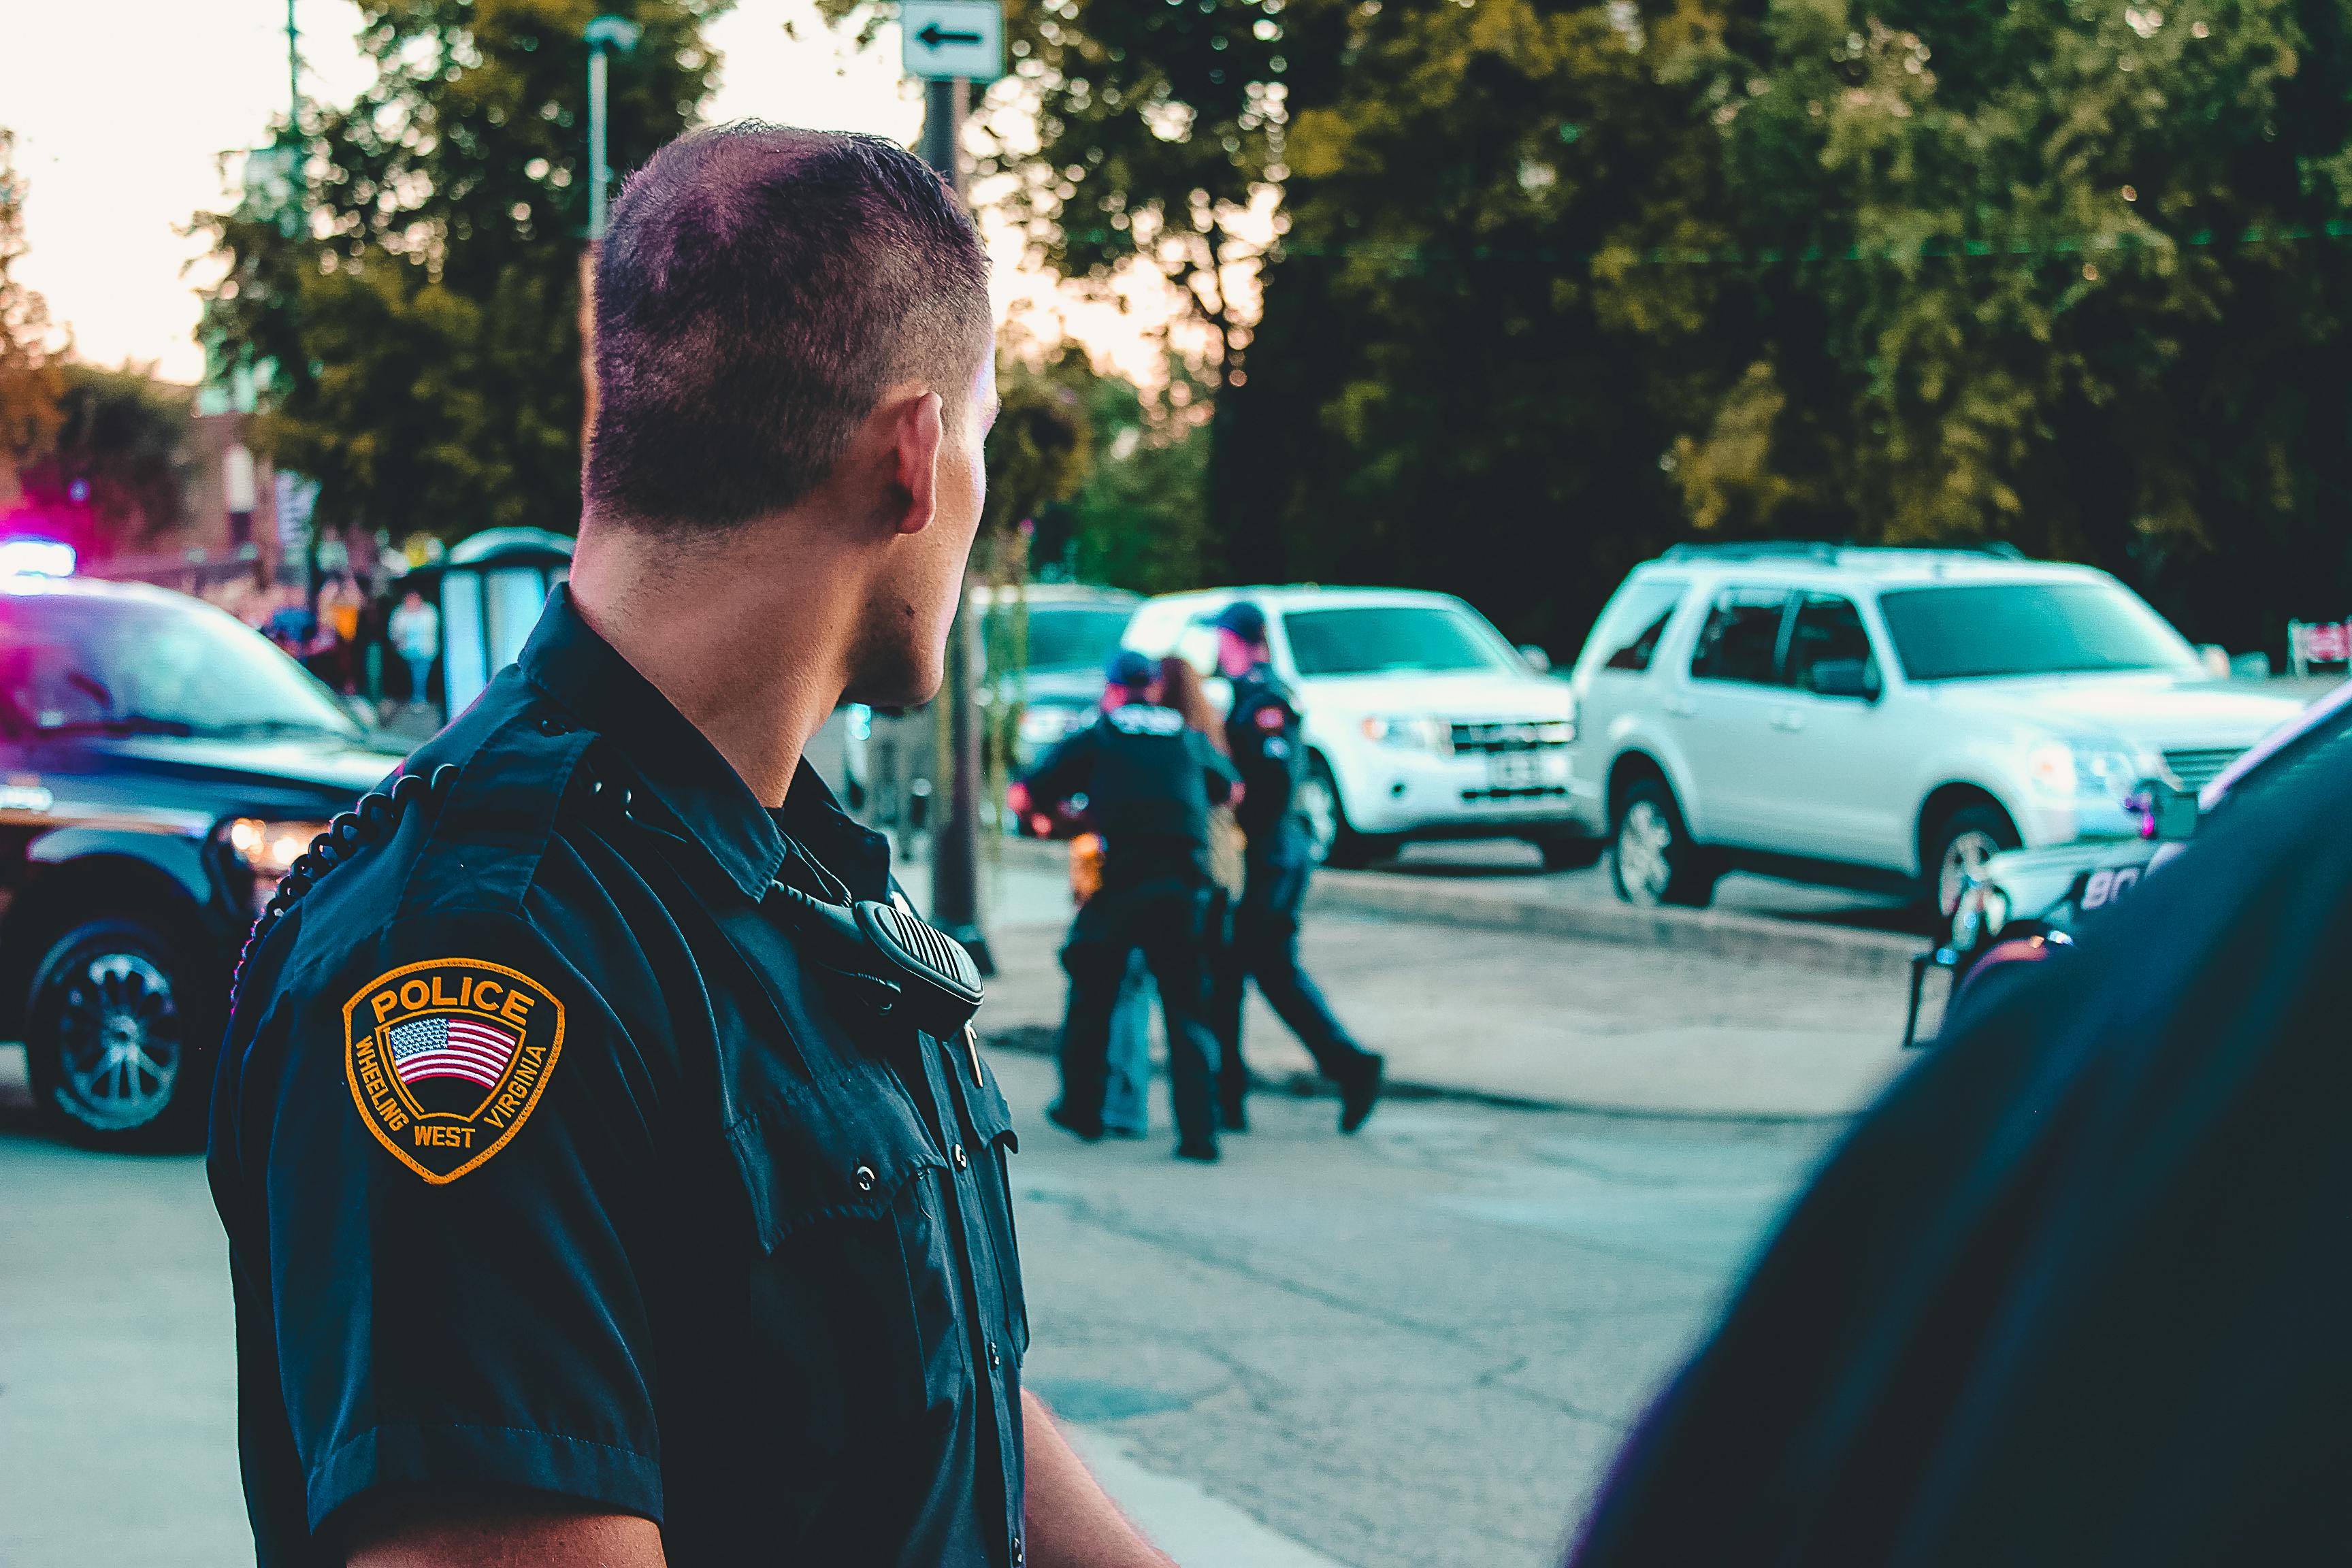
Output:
[
  {"xmin": 1459, "ymin": 785, "xmax": 1571, "ymax": 804},
  {"xmin": 1450, "ymin": 720, "xmax": 1573, "ymax": 754},
  {"xmin": 2163, "ymin": 747, "xmax": 2244, "ymax": 790}
]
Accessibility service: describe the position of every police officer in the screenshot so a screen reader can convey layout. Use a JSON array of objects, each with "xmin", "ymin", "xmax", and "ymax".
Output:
[
  {"xmin": 1015, "ymin": 650, "xmax": 1239, "ymax": 1161},
  {"xmin": 208, "ymin": 127, "xmax": 1171, "ymax": 1568},
  {"xmin": 1208, "ymin": 602, "xmax": 1384, "ymax": 1133},
  {"xmin": 1563, "ymin": 685, "xmax": 2352, "ymax": 1567}
]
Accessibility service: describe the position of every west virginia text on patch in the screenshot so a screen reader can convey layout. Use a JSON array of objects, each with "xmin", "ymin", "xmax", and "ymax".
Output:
[{"xmin": 343, "ymin": 958, "xmax": 566, "ymax": 1184}]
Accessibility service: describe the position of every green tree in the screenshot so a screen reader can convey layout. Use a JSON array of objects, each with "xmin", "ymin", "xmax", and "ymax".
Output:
[
  {"xmin": 1215, "ymin": 0, "xmax": 1754, "ymax": 652},
  {"xmin": 1706, "ymin": 0, "xmax": 2352, "ymax": 649},
  {"xmin": 197, "ymin": 1, "xmax": 728, "ymax": 540},
  {"xmin": 0, "ymin": 127, "xmax": 64, "ymax": 502},
  {"xmin": 14, "ymin": 364, "xmax": 195, "ymax": 550}
]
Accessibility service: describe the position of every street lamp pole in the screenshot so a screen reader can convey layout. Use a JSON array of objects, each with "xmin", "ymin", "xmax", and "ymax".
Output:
[
  {"xmin": 581, "ymin": 15, "xmax": 640, "ymax": 444},
  {"xmin": 919, "ymin": 76, "xmax": 992, "ymax": 975}
]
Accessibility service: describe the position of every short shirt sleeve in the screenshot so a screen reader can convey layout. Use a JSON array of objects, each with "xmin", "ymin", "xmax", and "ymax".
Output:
[{"xmin": 243, "ymin": 908, "xmax": 666, "ymax": 1535}]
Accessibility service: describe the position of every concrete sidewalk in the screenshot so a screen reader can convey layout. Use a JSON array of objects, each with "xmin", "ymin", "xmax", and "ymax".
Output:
[{"xmin": 972, "ymin": 907, "xmax": 1916, "ymax": 1122}]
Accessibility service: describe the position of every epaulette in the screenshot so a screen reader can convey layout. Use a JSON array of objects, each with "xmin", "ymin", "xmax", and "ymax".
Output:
[{"xmin": 228, "ymin": 764, "xmax": 460, "ymax": 1009}]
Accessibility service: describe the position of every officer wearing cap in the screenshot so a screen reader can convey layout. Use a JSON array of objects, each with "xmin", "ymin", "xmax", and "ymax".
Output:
[
  {"xmin": 1209, "ymin": 601, "xmax": 1384, "ymax": 1134},
  {"xmin": 208, "ymin": 126, "xmax": 1171, "ymax": 1568},
  {"xmin": 1013, "ymin": 649, "xmax": 1240, "ymax": 1161}
]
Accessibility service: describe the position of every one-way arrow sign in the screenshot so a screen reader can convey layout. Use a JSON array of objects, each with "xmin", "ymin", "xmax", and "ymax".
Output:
[{"xmin": 902, "ymin": 1, "xmax": 1004, "ymax": 83}]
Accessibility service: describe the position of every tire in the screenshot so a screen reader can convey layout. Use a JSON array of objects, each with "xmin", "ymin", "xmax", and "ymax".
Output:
[
  {"xmin": 24, "ymin": 919, "xmax": 213, "ymax": 1151},
  {"xmin": 1297, "ymin": 755, "xmax": 1398, "ymax": 869},
  {"xmin": 1924, "ymin": 802, "xmax": 2021, "ymax": 918},
  {"xmin": 1610, "ymin": 777, "xmax": 1719, "ymax": 908},
  {"xmin": 1535, "ymin": 836, "xmax": 1607, "ymax": 871}
]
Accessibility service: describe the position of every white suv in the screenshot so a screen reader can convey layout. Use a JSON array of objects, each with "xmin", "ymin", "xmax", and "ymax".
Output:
[
  {"xmin": 1563, "ymin": 544, "xmax": 2306, "ymax": 911},
  {"xmin": 1123, "ymin": 586, "xmax": 1584, "ymax": 866}
]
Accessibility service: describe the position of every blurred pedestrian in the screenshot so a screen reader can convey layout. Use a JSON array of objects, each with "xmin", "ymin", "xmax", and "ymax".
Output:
[
  {"xmin": 1016, "ymin": 648, "xmax": 1241, "ymax": 1160},
  {"xmin": 388, "ymin": 585, "xmax": 440, "ymax": 709},
  {"xmin": 1098, "ymin": 655, "xmax": 1248, "ymax": 1137},
  {"xmin": 317, "ymin": 574, "xmax": 364, "ymax": 693},
  {"xmin": 355, "ymin": 588, "xmax": 390, "ymax": 713},
  {"xmin": 1209, "ymin": 600, "xmax": 1383, "ymax": 1133},
  {"xmin": 1564, "ymin": 714, "xmax": 2352, "ymax": 1568}
]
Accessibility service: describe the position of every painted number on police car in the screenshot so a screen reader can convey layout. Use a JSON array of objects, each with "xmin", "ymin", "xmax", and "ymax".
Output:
[{"xmin": 2082, "ymin": 867, "xmax": 2140, "ymax": 910}]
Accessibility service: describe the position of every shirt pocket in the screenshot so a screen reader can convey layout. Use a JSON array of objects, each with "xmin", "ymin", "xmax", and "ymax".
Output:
[
  {"xmin": 723, "ymin": 1067, "xmax": 966, "ymax": 1455},
  {"xmin": 963, "ymin": 1069, "xmax": 1030, "ymax": 1360}
]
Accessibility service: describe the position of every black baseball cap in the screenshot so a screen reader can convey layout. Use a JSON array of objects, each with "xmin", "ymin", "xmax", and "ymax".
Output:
[
  {"xmin": 1210, "ymin": 600, "xmax": 1267, "ymax": 642},
  {"xmin": 1104, "ymin": 649, "xmax": 1157, "ymax": 689}
]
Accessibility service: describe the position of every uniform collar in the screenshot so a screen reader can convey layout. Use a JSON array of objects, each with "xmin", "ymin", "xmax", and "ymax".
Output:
[{"xmin": 518, "ymin": 585, "xmax": 885, "ymax": 902}]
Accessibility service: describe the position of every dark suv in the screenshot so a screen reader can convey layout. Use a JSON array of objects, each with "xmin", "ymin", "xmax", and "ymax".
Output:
[{"xmin": 0, "ymin": 575, "xmax": 408, "ymax": 1146}]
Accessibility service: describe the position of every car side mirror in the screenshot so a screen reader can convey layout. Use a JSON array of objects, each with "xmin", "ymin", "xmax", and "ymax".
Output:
[
  {"xmin": 1808, "ymin": 658, "xmax": 1880, "ymax": 702},
  {"xmin": 1518, "ymin": 644, "xmax": 1553, "ymax": 674}
]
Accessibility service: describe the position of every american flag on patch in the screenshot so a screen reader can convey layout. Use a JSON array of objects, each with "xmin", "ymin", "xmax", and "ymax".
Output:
[{"xmin": 387, "ymin": 1015, "xmax": 519, "ymax": 1090}]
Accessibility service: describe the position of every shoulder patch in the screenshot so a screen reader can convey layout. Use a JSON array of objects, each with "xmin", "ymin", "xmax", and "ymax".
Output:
[
  {"xmin": 344, "ymin": 958, "xmax": 566, "ymax": 1184},
  {"xmin": 1254, "ymin": 704, "xmax": 1290, "ymax": 732}
]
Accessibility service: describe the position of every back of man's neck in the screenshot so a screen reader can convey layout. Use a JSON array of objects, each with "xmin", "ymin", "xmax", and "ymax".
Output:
[{"xmin": 569, "ymin": 522, "xmax": 853, "ymax": 808}]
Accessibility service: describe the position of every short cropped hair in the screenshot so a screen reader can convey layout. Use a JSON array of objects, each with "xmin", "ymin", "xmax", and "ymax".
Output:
[{"xmin": 584, "ymin": 122, "xmax": 992, "ymax": 532}]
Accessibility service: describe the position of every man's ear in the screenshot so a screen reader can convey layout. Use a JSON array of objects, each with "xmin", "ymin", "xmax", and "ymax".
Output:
[{"xmin": 880, "ymin": 390, "xmax": 945, "ymax": 538}]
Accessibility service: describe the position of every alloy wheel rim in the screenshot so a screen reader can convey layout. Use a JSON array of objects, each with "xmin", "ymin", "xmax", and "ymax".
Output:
[
  {"xmin": 1939, "ymin": 830, "xmax": 2003, "ymax": 917},
  {"xmin": 1618, "ymin": 800, "xmax": 1676, "ymax": 902},
  {"xmin": 55, "ymin": 951, "xmax": 181, "ymax": 1130}
]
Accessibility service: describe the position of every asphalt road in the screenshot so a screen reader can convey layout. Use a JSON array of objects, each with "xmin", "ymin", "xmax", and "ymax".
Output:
[{"xmin": 0, "ymin": 1046, "xmax": 1840, "ymax": 1568}]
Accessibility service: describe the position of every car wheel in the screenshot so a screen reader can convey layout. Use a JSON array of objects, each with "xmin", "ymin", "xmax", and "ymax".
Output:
[
  {"xmin": 1298, "ymin": 756, "xmax": 1396, "ymax": 870},
  {"xmin": 1610, "ymin": 778, "xmax": 1718, "ymax": 908},
  {"xmin": 1535, "ymin": 835, "xmax": 1607, "ymax": 871},
  {"xmin": 24, "ymin": 919, "xmax": 210, "ymax": 1150},
  {"xmin": 1926, "ymin": 803, "xmax": 2021, "ymax": 918}
]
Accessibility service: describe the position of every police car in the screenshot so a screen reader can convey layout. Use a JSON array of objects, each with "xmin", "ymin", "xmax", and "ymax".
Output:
[
  {"xmin": 0, "ymin": 572, "xmax": 408, "ymax": 1146},
  {"xmin": 1906, "ymin": 676, "xmax": 2352, "ymax": 1046}
]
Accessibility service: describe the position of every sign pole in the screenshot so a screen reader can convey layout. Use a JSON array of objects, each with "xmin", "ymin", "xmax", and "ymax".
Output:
[{"xmin": 920, "ymin": 75, "xmax": 992, "ymax": 975}]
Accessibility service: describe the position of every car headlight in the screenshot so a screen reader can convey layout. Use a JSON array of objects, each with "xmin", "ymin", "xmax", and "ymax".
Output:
[
  {"xmin": 1360, "ymin": 715, "xmax": 1452, "ymax": 753},
  {"xmin": 2027, "ymin": 739, "xmax": 2145, "ymax": 802},
  {"xmin": 1018, "ymin": 705, "xmax": 1086, "ymax": 747},
  {"xmin": 223, "ymin": 817, "xmax": 331, "ymax": 914}
]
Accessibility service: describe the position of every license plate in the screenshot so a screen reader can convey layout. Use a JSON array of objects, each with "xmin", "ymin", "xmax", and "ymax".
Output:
[{"xmin": 1487, "ymin": 751, "xmax": 1543, "ymax": 789}]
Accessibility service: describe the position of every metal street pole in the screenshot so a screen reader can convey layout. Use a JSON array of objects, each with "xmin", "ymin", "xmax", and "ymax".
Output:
[
  {"xmin": 919, "ymin": 76, "xmax": 992, "ymax": 974},
  {"xmin": 581, "ymin": 16, "xmax": 640, "ymax": 448}
]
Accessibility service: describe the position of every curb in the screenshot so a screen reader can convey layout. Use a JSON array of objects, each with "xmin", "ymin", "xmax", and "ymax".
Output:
[
  {"xmin": 979, "ymin": 1024, "xmax": 1864, "ymax": 1126},
  {"xmin": 1302, "ymin": 871, "xmax": 1928, "ymax": 981}
]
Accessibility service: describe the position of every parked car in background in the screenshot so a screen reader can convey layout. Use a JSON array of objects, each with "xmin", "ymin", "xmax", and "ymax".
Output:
[
  {"xmin": 0, "ymin": 574, "xmax": 409, "ymax": 1147},
  {"xmin": 1122, "ymin": 585, "xmax": 1581, "ymax": 867},
  {"xmin": 842, "ymin": 583, "xmax": 1140, "ymax": 827},
  {"xmin": 1562, "ymin": 542, "xmax": 2304, "ymax": 911},
  {"xmin": 1906, "ymin": 673, "xmax": 2352, "ymax": 1045}
]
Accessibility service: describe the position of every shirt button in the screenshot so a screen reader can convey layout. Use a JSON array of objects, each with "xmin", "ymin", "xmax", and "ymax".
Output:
[
  {"xmin": 952, "ymin": 1143, "xmax": 969, "ymax": 1171},
  {"xmin": 536, "ymin": 714, "xmax": 572, "ymax": 735},
  {"xmin": 1012, "ymin": 1536, "xmax": 1024, "ymax": 1567},
  {"xmin": 987, "ymin": 1339, "xmax": 1002, "ymax": 1370},
  {"xmin": 853, "ymin": 1164, "xmax": 877, "ymax": 1193}
]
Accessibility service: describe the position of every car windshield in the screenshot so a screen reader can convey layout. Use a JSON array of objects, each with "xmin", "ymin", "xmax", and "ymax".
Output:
[
  {"xmin": 1284, "ymin": 605, "xmax": 1516, "ymax": 677},
  {"xmin": 1877, "ymin": 581, "xmax": 2198, "ymax": 682},
  {"xmin": 985, "ymin": 604, "xmax": 1134, "ymax": 674},
  {"xmin": 0, "ymin": 591, "xmax": 361, "ymax": 740}
]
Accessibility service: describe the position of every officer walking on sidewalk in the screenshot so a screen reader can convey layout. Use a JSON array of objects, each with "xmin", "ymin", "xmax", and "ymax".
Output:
[
  {"xmin": 1013, "ymin": 651, "xmax": 1241, "ymax": 1162},
  {"xmin": 1209, "ymin": 601, "xmax": 1384, "ymax": 1134}
]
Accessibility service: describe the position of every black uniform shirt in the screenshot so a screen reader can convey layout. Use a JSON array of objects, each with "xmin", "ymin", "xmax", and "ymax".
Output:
[
  {"xmin": 208, "ymin": 587, "xmax": 1030, "ymax": 1567},
  {"xmin": 1222, "ymin": 664, "xmax": 1307, "ymax": 860},
  {"xmin": 1569, "ymin": 713, "xmax": 2352, "ymax": 1568},
  {"xmin": 1022, "ymin": 700, "xmax": 1238, "ymax": 879}
]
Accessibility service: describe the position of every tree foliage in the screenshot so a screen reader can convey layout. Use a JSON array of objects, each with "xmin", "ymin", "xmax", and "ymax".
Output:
[
  {"xmin": 197, "ymin": 1, "xmax": 729, "ymax": 540},
  {"xmin": 1215, "ymin": 0, "xmax": 2352, "ymax": 655},
  {"xmin": 0, "ymin": 127, "xmax": 64, "ymax": 499},
  {"xmin": 14, "ymin": 364, "xmax": 195, "ymax": 548}
]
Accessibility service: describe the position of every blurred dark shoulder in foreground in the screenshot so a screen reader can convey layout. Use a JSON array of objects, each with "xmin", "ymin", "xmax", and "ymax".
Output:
[{"xmin": 1571, "ymin": 746, "xmax": 2352, "ymax": 1567}]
